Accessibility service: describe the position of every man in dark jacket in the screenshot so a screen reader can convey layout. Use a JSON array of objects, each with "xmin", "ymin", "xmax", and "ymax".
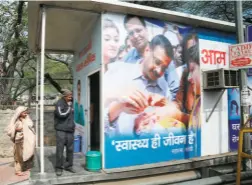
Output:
[{"xmin": 54, "ymin": 89, "xmax": 76, "ymax": 176}]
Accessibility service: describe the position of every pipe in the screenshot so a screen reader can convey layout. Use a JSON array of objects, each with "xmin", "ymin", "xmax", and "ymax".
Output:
[
  {"xmin": 171, "ymin": 170, "xmax": 252, "ymax": 185},
  {"xmin": 206, "ymin": 89, "xmax": 225, "ymax": 122},
  {"xmin": 40, "ymin": 5, "xmax": 46, "ymax": 174},
  {"xmin": 35, "ymin": 56, "xmax": 39, "ymax": 148}
]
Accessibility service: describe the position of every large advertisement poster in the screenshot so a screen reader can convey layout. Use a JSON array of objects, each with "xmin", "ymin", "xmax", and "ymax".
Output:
[
  {"xmin": 228, "ymin": 69, "xmax": 252, "ymax": 151},
  {"xmin": 102, "ymin": 13, "xmax": 201, "ymax": 169},
  {"xmin": 228, "ymin": 87, "xmax": 241, "ymax": 151}
]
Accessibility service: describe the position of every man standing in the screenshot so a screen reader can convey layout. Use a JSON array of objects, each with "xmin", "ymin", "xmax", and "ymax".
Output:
[{"xmin": 54, "ymin": 89, "xmax": 76, "ymax": 176}]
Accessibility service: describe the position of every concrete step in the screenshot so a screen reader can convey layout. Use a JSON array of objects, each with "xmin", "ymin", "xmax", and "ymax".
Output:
[
  {"xmin": 171, "ymin": 170, "xmax": 252, "ymax": 185},
  {"xmin": 10, "ymin": 180, "xmax": 30, "ymax": 185},
  {"xmin": 31, "ymin": 171, "xmax": 201, "ymax": 185},
  {"xmin": 208, "ymin": 164, "xmax": 237, "ymax": 176}
]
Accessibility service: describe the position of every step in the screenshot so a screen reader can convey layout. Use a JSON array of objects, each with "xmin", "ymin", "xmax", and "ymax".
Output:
[
  {"xmin": 10, "ymin": 180, "xmax": 31, "ymax": 185},
  {"xmin": 209, "ymin": 164, "xmax": 237, "ymax": 175}
]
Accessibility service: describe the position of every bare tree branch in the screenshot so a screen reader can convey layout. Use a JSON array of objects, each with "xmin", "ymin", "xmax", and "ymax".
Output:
[
  {"xmin": 45, "ymin": 73, "xmax": 63, "ymax": 93},
  {"xmin": 45, "ymin": 54, "xmax": 69, "ymax": 66},
  {"xmin": 131, "ymin": 1, "xmax": 251, "ymax": 24},
  {"xmin": 15, "ymin": 83, "xmax": 36, "ymax": 98}
]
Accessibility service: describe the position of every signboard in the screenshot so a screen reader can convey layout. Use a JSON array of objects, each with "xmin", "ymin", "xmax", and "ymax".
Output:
[
  {"xmin": 241, "ymin": 86, "xmax": 251, "ymax": 106},
  {"xmin": 246, "ymin": 25, "xmax": 252, "ymax": 42},
  {"xmin": 228, "ymin": 69, "xmax": 252, "ymax": 151},
  {"xmin": 229, "ymin": 42, "xmax": 252, "ymax": 69},
  {"xmin": 200, "ymin": 39, "xmax": 229, "ymax": 69}
]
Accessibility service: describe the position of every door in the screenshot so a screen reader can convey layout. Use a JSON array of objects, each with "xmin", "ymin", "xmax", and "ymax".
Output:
[{"xmin": 87, "ymin": 70, "xmax": 100, "ymax": 151}]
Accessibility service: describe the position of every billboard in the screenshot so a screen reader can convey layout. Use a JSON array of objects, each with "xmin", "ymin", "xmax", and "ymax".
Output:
[
  {"xmin": 102, "ymin": 13, "xmax": 201, "ymax": 169},
  {"xmin": 228, "ymin": 69, "xmax": 252, "ymax": 151},
  {"xmin": 246, "ymin": 25, "xmax": 252, "ymax": 42}
]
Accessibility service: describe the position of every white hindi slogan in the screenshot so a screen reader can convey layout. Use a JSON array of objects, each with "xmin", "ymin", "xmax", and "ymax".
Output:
[
  {"xmin": 232, "ymin": 124, "xmax": 240, "ymax": 131},
  {"xmin": 232, "ymin": 135, "xmax": 239, "ymax": 143},
  {"xmin": 111, "ymin": 132, "xmax": 195, "ymax": 152},
  {"xmin": 231, "ymin": 123, "xmax": 240, "ymax": 143},
  {"xmin": 232, "ymin": 134, "xmax": 252, "ymax": 143}
]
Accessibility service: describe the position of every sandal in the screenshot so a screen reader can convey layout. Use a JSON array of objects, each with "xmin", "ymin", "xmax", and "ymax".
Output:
[{"xmin": 15, "ymin": 172, "xmax": 28, "ymax": 176}]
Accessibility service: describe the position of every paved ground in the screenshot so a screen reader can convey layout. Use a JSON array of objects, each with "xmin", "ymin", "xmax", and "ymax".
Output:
[{"xmin": 0, "ymin": 158, "xmax": 29, "ymax": 185}]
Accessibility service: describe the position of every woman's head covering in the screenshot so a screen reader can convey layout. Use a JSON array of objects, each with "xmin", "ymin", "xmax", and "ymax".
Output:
[
  {"xmin": 12, "ymin": 106, "xmax": 28, "ymax": 122},
  {"xmin": 6, "ymin": 106, "xmax": 29, "ymax": 143},
  {"xmin": 15, "ymin": 106, "xmax": 28, "ymax": 114},
  {"xmin": 6, "ymin": 106, "xmax": 36, "ymax": 161}
]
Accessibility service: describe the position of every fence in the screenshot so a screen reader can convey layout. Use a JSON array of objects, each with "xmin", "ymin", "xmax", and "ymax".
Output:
[{"xmin": 0, "ymin": 77, "xmax": 73, "ymax": 110}]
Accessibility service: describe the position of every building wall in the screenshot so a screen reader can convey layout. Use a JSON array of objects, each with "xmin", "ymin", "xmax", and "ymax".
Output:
[
  {"xmin": 101, "ymin": 12, "xmax": 236, "ymax": 169},
  {"xmin": 199, "ymin": 35, "xmax": 236, "ymax": 156},
  {"xmin": 72, "ymin": 17, "xmax": 102, "ymax": 154},
  {"xmin": 0, "ymin": 109, "xmax": 15, "ymax": 157}
]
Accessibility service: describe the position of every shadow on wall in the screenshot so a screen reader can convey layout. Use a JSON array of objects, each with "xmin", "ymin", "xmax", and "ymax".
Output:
[{"xmin": 203, "ymin": 89, "xmax": 228, "ymax": 154}]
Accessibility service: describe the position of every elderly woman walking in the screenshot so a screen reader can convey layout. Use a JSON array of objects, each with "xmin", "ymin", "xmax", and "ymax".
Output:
[{"xmin": 6, "ymin": 106, "xmax": 36, "ymax": 176}]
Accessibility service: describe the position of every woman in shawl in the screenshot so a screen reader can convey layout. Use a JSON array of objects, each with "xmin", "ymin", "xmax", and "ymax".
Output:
[{"xmin": 6, "ymin": 106, "xmax": 36, "ymax": 176}]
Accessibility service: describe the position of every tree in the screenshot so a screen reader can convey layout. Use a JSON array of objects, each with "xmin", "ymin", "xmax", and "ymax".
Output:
[
  {"xmin": 0, "ymin": 1, "xmax": 73, "ymax": 106},
  {"xmin": 129, "ymin": 1, "xmax": 252, "ymax": 24}
]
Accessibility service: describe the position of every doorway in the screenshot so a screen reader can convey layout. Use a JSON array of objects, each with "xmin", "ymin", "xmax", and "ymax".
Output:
[{"xmin": 88, "ymin": 71, "xmax": 100, "ymax": 151}]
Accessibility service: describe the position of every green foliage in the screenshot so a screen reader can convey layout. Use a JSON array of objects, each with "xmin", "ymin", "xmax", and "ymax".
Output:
[
  {"xmin": 130, "ymin": 1, "xmax": 252, "ymax": 24},
  {"xmin": 0, "ymin": 1, "xmax": 72, "ymax": 104}
]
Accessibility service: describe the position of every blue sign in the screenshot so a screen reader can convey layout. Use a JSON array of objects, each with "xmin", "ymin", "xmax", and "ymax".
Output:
[
  {"xmin": 246, "ymin": 25, "xmax": 252, "ymax": 42},
  {"xmin": 228, "ymin": 69, "xmax": 252, "ymax": 151}
]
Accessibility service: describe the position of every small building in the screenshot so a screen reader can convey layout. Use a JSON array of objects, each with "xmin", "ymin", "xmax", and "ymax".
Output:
[{"xmin": 28, "ymin": 0, "xmax": 245, "ymax": 183}]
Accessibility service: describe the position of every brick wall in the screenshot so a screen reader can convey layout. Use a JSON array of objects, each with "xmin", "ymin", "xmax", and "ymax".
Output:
[
  {"xmin": 0, "ymin": 109, "xmax": 15, "ymax": 157},
  {"xmin": 34, "ymin": 110, "xmax": 56, "ymax": 147}
]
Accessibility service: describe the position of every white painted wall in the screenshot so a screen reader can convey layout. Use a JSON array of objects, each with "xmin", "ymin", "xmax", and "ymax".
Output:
[
  {"xmin": 200, "ymin": 39, "xmax": 231, "ymax": 156},
  {"xmin": 72, "ymin": 17, "xmax": 101, "ymax": 154}
]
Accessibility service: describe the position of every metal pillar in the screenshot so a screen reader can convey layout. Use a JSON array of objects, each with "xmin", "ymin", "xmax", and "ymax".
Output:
[
  {"xmin": 35, "ymin": 56, "xmax": 39, "ymax": 148},
  {"xmin": 235, "ymin": 0, "xmax": 252, "ymax": 170},
  {"xmin": 40, "ymin": 6, "xmax": 46, "ymax": 174}
]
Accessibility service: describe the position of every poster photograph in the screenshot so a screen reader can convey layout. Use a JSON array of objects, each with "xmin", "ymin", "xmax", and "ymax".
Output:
[
  {"xmin": 74, "ymin": 79, "xmax": 85, "ymax": 136},
  {"xmin": 102, "ymin": 13, "xmax": 201, "ymax": 169}
]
